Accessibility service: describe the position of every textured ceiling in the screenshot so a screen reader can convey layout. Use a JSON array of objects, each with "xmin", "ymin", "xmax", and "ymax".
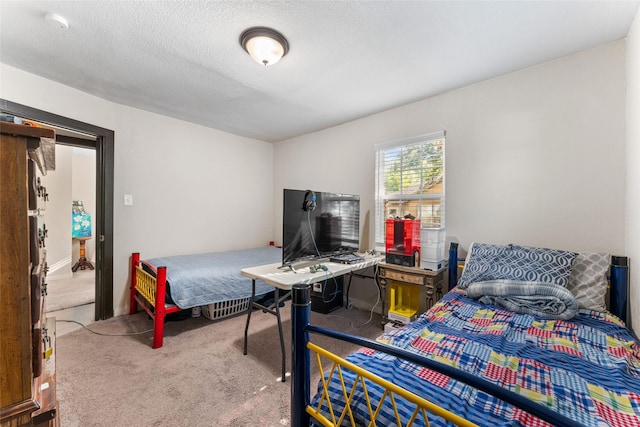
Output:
[{"xmin": 1, "ymin": 1, "xmax": 638, "ymax": 142}]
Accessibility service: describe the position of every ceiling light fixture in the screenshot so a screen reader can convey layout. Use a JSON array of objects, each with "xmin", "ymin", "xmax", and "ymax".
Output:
[
  {"xmin": 240, "ymin": 27, "xmax": 289, "ymax": 66},
  {"xmin": 45, "ymin": 12, "xmax": 69, "ymax": 30}
]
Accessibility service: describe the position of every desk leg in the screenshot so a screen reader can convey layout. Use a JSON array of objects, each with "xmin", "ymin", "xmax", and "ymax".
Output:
[
  {"xmin": 345, "ymin": 272, "xmax": 354, "ymax": 307},
  {"xmin": 274, "ymin": 288, "xmax": 286, "ymax": 383},
  {"xmin": 243, "ymin": 279, "xmax": 256, "ymax": 356}
]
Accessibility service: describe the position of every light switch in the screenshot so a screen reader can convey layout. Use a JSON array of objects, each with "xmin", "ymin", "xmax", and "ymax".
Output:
[{"xmin": 124, "ymin": 194, "xmax": 133, "ymax": 206}]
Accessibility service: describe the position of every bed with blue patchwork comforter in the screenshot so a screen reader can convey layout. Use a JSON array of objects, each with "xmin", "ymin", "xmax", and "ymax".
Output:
[
  {"xmin": 313, "ymin": 289, "xmax": 640, "ymax": 426},
  {"xmin": 310, "ymin": 242, "xmax": 639, "ymax": 426}
]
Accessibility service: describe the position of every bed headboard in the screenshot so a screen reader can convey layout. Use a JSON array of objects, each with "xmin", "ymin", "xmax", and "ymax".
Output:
[
  {"xmin": 447, "ymin": 242, "xmax": 630, "ymax": 324},
  {"xmin": 610, "ymin": 255, "xmax": 629, "ymax": 324}
]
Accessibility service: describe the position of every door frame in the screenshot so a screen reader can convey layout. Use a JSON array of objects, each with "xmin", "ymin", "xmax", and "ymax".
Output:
[{"xmin": 1, "ymin": 99, "xmax": 114, "ymax": 320}]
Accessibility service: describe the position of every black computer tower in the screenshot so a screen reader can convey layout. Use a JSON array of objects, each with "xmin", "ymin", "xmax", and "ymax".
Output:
[{"xmin": 310, "ymin": 276, "xmax": 343, "ymax": 314}]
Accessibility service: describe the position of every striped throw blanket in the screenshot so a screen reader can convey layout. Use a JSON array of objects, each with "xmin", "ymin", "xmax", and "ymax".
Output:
[{"xmin": 465, "ymin": 279, "xmax": 579, "ymax": 320}]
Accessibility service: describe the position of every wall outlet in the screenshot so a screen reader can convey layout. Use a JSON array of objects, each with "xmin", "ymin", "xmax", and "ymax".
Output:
[
  {"xmin": 313, "ymin": 283, "xmax": 322, "ymax": 293},
  {"xmin": 123, "ymin": 194, "xmax": 133, "ymax": 206}
]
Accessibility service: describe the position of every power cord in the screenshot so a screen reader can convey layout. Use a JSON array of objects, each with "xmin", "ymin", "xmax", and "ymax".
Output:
[
  {"xmin": 321, "ymin": 273, "xmax": 340, "ymax": 304},
  {"xmin": 309, "ymin": 266, "xmax": 339, "ymax": 304},
  {"xmin": 307, "ymin": 209, "xmax": 322, "ymax": 258},
  {"xmin": 56, "ymin": 319, "xmax": 153, "ymax": 336},
  {"xmin": 345, "ymin": 264, "xmax": 381, "ymax": 327},
  {"xmin": 366, "ymin": 283, "xmax": 382, "ymax": 326},
  {"xmin": 326, "ymin": 290, "xmax": 380, "ymax": 331}
]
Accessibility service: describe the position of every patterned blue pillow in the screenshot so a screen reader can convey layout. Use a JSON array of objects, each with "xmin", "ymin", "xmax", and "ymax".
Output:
[{"xmin": 457, "ymin": 243, "xmax": 577, "ymax": 290}]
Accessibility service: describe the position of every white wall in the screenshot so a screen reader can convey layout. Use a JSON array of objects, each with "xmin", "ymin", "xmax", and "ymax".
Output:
[
  {"xmin": 45, "ymin": 146, "xmax": 96, "ymax": 278},
  {"xmin": 71, "ymin": 147, "xmax": 96, "ymax": 264},
  {"xmin": 1, "ymin": 38, "xmax": 632, "ymax": 328},
  {"xmin": 626, "ymin": 10, "xmax": 640, "ymax": 334},
  {"xmin": 0, "ymin": 63, "xmax": 275, "ymax": 316},
  {"xmin": 44, "ymin": 145, "xmax": 73, "ymax": 279},
  {"xmin": 274, "ymin": 42, "xmax": 628, "ymax": 317}
]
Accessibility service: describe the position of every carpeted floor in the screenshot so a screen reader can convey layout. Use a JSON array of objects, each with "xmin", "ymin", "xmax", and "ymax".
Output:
[
  {"xmin": 55, "ymin": 302, "xmax": 383, "ymax": 426},
  {"xmin": 47, "ymin": 269, "xmax": 95, "ymax": 312}
]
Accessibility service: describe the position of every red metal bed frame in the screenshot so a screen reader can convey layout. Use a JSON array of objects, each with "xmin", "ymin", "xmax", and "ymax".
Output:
[{"xmin": 129, "ymin": 252, "xmax": 181, "ymax": 349}]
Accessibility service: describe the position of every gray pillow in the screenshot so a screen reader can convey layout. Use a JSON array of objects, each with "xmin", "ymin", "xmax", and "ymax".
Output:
[
  {"xmin": 458, "ymin": 243, "xmax": 577, "ymax": 290},
  {"xmin": 567, "ymin": 252, "xmax": 610, "ymax": 312}
]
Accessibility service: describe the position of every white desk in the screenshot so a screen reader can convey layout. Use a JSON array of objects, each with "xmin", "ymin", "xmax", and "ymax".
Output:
[{"xmin": 241, "ymin": 255, "xmax": 383, "ymax": 382}]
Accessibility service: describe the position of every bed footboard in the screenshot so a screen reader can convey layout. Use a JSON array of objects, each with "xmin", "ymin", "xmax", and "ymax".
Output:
[
  {"xmin": 130, "ymin": 252, "xmax": 181, "ymax": 348},
  {"xmin": 306, "ymin": 342, "xmax": 475, "ymax": 426}
]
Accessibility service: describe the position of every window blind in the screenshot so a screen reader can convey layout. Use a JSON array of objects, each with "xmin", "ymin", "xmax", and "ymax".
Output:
[{"xmin": 374, "ymin": 132, "xmax": 445, "ymax": 249}]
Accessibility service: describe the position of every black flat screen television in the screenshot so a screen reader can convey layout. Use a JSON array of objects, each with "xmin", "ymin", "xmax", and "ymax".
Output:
[{"xmin": 282, "ymin": 189, "xmax": 360, "ymax": 268}]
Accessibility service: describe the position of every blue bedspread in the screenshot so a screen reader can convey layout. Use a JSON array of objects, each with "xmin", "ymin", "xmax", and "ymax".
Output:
[
  {"xmin": 312, "ymin": 290, "xmax": 640, "ymax": 426},
  {"xmin": 147, "ymin": 246, "xmax": 281, "ymax": 309}
]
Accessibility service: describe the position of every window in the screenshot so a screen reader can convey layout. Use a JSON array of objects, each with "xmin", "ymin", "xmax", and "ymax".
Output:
[{"xmin": 374, "ymin": 131, "xmax": 445, "ymax": 250}]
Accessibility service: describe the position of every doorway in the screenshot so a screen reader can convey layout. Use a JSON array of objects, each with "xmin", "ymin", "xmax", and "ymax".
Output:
[
  {"xmin": 45, "ymin": 145, "xmax": 96, "ymax": 325},
  {"xmin": 1, "ymin": 99, "xmax": 114, "ymax": 321}
]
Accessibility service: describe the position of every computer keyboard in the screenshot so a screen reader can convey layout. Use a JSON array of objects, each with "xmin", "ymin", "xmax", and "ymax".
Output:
[{"xmin": 329, "ymin": 253, "xmax": 365, "ymax": 264}]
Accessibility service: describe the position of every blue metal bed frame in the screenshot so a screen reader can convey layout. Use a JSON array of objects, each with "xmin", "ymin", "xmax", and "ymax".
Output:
[{"xmin": 290, "ymin": 244, "xmax": 630, "ymax": 426}]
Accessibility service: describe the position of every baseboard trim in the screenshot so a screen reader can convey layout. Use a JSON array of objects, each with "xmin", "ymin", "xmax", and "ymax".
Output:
[{"xmin": 47, "ymin": 256, "xmax": 72, "ymax": 280}]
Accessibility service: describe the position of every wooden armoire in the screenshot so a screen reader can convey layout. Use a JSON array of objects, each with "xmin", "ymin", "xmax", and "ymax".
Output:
[{"xmin": 0, "ymin": 122, "xmax": 58, "ymax": 426}]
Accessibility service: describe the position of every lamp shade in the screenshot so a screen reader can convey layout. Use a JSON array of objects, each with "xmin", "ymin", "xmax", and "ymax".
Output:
[{"xmin": 240, "ymin": 27, "xmax": 289, "ymax": 66}]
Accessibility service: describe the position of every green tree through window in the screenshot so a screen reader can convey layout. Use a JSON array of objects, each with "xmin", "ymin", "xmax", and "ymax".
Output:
[{"xmin": 375, "ymin": 132, "xmax": 445, "ymax": 249}]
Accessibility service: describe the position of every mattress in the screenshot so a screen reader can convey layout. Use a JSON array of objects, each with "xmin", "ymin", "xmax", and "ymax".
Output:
[{"xmin": 146, "ymin": 246, "xmax": 282, "ymax": 309}]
